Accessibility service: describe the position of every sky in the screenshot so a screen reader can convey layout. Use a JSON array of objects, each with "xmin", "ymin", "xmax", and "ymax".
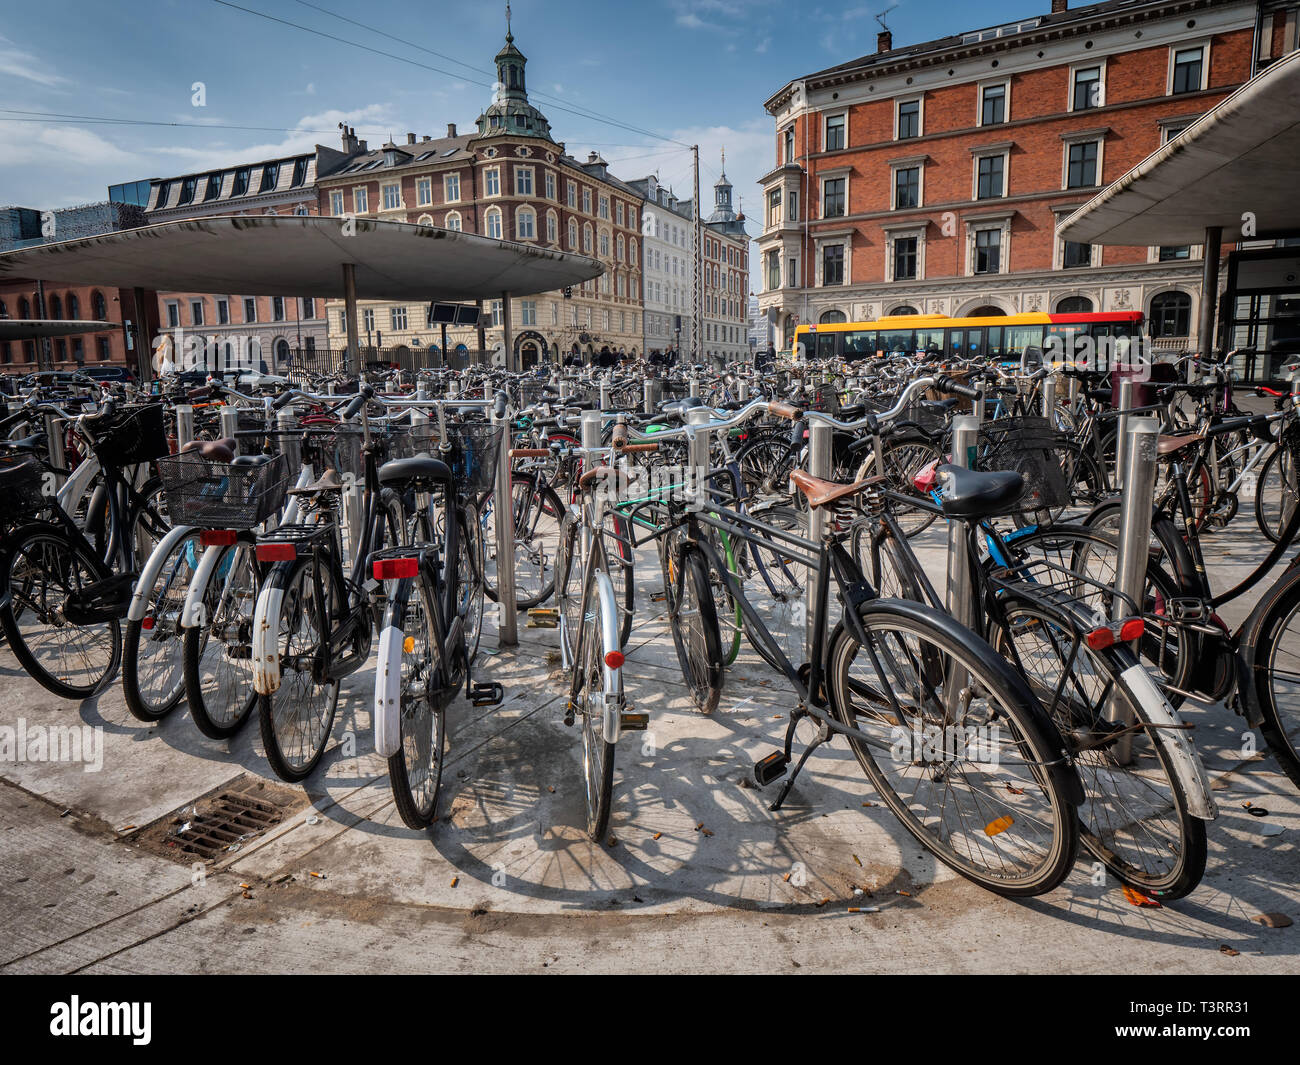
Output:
[{"xmin": 0, "ymin": 0, "xmax": 1039, "ymax": 280}]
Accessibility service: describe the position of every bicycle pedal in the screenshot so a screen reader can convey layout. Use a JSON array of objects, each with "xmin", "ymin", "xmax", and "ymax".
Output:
[
  {"xmin": 753, "ymin": 751, "xmax": 790, "ymax": 787},
  {"xmin": 527, "ymin": 608, "xmax": 558, "ymax": 629},
  {"xmin": 648, "ymin": 591, "xmax": 667, "ymax": 603},
  {"xmin": 619, "ymin": 711, "xmax": 649, "ymax": 731},
  {"xmin": 469, "ymin": 682, "xmax": 504, "ymax": 707}
]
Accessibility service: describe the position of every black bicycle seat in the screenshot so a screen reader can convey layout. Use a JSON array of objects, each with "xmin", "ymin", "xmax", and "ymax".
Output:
[
  {"xmin": 230, "ymin": 453, "xmax": 274, "ymax": 467},
  {"xmin": 377, "ymin": 455, "xmax": 452, "ymax": 487},
  {"xmin": 936, "ymin": 464, "xmax": 1025, "ymax": 518}
]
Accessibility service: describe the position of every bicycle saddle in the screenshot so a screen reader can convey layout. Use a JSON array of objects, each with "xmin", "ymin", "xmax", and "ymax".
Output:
[
  {"xmin": 1156, "ymin": 432, "xmax": 1203, "ymax": 456},
  {"xmin": 377, "ymin": 455, "xmax": 451, "ymax": 487},
  {"xmin": 288, "ymin": 466, "xmax": 345, "ymax": 495},
  {"xmin": 789, "ymin": 469, "xmax": 882, "ymax": 509},
  {"xmin": 658, "ymin": 397, "xmax": 705, "ymax": 418},
  {"xmin": 5, "ymin": 433, "xmax": 46, "ymax": 453},
  {"xmin": 180, "ymin": 437, "xmax": 237, "ymax": 462},
  {"xmin": 230, "ymin": 453, "xmax": 273, "ymax": 467},
  {"xmin": 936, "ymin": 464, "xmax": 1025, "ymax": 518}
]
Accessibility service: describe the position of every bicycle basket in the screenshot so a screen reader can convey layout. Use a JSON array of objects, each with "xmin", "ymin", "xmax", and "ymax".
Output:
[
  {"xmin": 384, "ymin": 422, "xmax": 440, "ymax": 461},
  {"xmin": 0, "ymin": 454, "xmax": 50, "ymax": 518},
  {"xmin": 445, "ymin": 420, "xmax": 503, "ymax": 495},
  {"xmin": 88, "ymin": 403, "xmax": 169, "ymax": 467},
  {"xmin": 810, "ymin": 382, "xmax": 841, "ymax": 415},
  {"xmin": 977, "ymin": 416, "xmax": 1070, "ymax": 512},
  {"xmin": 157, "ymin": 451, "xmax": 290, "ymax": 529}
]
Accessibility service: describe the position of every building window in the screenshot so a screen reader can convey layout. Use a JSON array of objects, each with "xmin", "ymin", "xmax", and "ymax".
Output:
[
  {"xmin": 486, "ymin": 208, "xmax": 502, "ymax": 240},
  {"xmin": 363, "ymin": 308, "xmax": 375, "ymax": 333},
  {"xmin": 787, "ymin": 257, "xmax": 799, "ymax": 288},
  {"xmin": 822, "ymin": 244, "xmax": 845, "ymax": 286},
  {"xmin": 894, "ymin": 166, "xmax": 920, "ymax": 209},
  {"xmin": 190, "ymin": 300, "xmax": 206, "ymax": 326},
  {"xmin": 1056, "ymin": 295, "xmax": 1094, "ymax": 313},
  {"xmin": 445, "ymin": 210, "xmax": 461, "ymax": 231},
  {"xmin": 92, "ymin": 291, "xmax": 107, "ymax": 319},
  {"xmin": 381, "ymin": 183, "xmax": 401, "ymax": 210},
  {"xmin": 545, "ymin": 171, "xmax": 556, "ymax": 200},
  {"xmin": 1150, "ymin": 291, "xmax": 1192, "ymax": 336},
  {"xmin": 599, "ymin": 230, "xmax": 610, "ymax": 257},
  {"xmin": 166, "ymin": 302, "xmax": 180, "ymax": 328},
  {"xmin": 568, "ymin": 219, "xmax": 578, "ymax": 249},
  {"xmin": 416, "ymin": 177, "xmax": 432, "ymax": 205},
  {"xmin": 1073, "ymin": 65, "xmax": 1102, "ymax": 110},
  {"xmin": 783, "ymin": 126, "xmax": 795, "ymax": 163},
  {"xmin": 520, "ymin": 300, "xmax": 537, "ymax": 326},
  {"xmin": 822, "ymin": 177, "xmax": 846, "ymax": 218},
  {"xmin": 515, "ymin": 167, "xmax": 534, "ymax": 196},
  {"xmin": 353, "ymin": 187, "xmax": 368, "ymax": 213},
  {"xmin": 976, "ymin": 154, "xmax": 1005, "ymax": 199},
  {"xmin": 444, "ymin": 173, "xmax": 461, "ymax": 202},
  {"xmin": 1066, "ymin": 141, "xmax": 1099, "ymax": 188},
  {"xmin": 583, "ymin": 188, "xmax": 592, "ymax": 214},
  {"xmin": 330, "ymin": 190, "xmax": 344, "ymax": 216},
  {"xmin": 1172, "ymin": 45, "xmax": 1206, "ymax": 94},
  {"xmin": 897, "ymin": 99, "xmax": 921, "ymax": 139},
  {"xmin": 204, "ymin": 173, "xmax": 222, "ymax": 201},
  {"xmin": 616, "ymin": 233, "xmax": 625, "ymax": 261},
  {"xmin": 260, "ymin": 163, "xmax": 279, "ymax": 192},
  {"xmin": 272, "ymin": 296, "xmax": 285, "ymax": 322},
  {"xmin": 1062, "ymin": 240, "xmax": 1092, "ymax": 268},
  {"xmin": 583, "ymin": 223, "xmax": 593, "ymax": 254},
  {"xmin": 546, "ymin": 211, "xmax": 558, "ymax": 243},
  {"xmin": 893, "ymin": 235, "xmax": 918, "ymax": 281},
  {"xmin": 302, "ymin": 297, "xmax": 314, "ymax": 319},
  {"xmin": 291, "ymin": 157, "xmax": 308, "ymax": 187},
  {"xmin": 485, "ymin": 168, "xmax": 501, "ymax": 197},
  {"xmin": 244, "ymin": 298, "xmax": 257, "ymax": 323},
  {"xmin": 567, "ymin": 180, "xmax": 577, "ymax": 207},
  {"xmin": 628, "ymin": 207, "xmax": 637, "ymax": 232},
  {"xmin": 981, "ymin": 83, "xmax": 1007, "ymax": 125},
  {"xmin": 178, "ymin": 177, "xmax": 197, "ymax": 206},
  {"xmin": 616, "ymin": 201, "xmax": 625, "ymax": 227},
  {"xmin": 598, "ymin": 195, "xmax": 609, "ymax": 220},
  {"xmin": 516, "ymin": 207, "xmax": 536, "ymax": 240},
  {"xmin": 391, "ymin": 306, "xmax": 408, "ymax": 330},
  {"xmin": 97, "ymin": 337, "xmax": 111, "ymax": 361},
  {"xmin": 1159, "ymin": 245, "xmax": 1191, "ymax": 261},
  {"xmin": 232, "ymin": 168, "xmax": 250, "ymax": 197},
  {"xmin": 766, "ymin": 250, "xmax": 780, "ymax": 290},
  {"xmin": 974, "ymin": 229, "xmax": 1001, "ymax": 274},
  {"xmin": 217, "ymin": 298, "xmax": 229, "ymax": 324},
  {"xmin": 825, "ymin": 113, "xmax": 846, "ymax": 151}
]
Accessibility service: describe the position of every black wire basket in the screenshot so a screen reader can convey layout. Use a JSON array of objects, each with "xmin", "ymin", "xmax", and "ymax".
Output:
[
  {"xmin": 977, "ymin": 416, "xmax": 1070, "ymax": 512},
  {"xmin": 87, "ymin": 403, "xmax": 169, "ymax": 467},
  {"xmin": 810, "ymin": 382, "xmax": 841, "ymax": 415},
  {"xmin": 446, "ymin": 420, "xmax": 503, "ymax": 495},
  {"xmin": 157, "ymin": 452, "xmax": 291, "ymax": 529},
  {"xmin": 0, "ymin": 454, "xmax": 49, "ymax": 519}
]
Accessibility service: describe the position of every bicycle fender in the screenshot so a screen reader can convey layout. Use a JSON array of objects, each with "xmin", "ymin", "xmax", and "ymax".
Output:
[
  {"xmin": 1120, "ymin": 663, "xmax": 1217, "ymax": 820},
  {"xmin": 374, "ymin": 623, "xmax": 404, "ymax": 758},
  {"xmin": 594, "ymin": 569, "xmax": 623, "ymax": 745},
  {"xmin": 252, "ymin": 581, "xmax": 286, "ymax": 695},
  {"xmin": 181, "ymin": 544, "xmax": 228, "ymax": 629},
  {"xmin": 128, "ymin": 525, "xmax": 196, "ymax": 622}
]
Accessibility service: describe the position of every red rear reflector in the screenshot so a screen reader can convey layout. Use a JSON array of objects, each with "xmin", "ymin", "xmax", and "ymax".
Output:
[
  {"xmin": 1085, "ymin": 626, "xmax": 1115, "ymax": 650},
  {"xmin": 373, "ymin": 557, "xmax": 419, "ymax": 580},
  {"xmin": 199, "ymin": 529, "xmax": 238, "ymax": 547},
  {"xmin": 912, "ymin": 458, "xmax": 941, "ymax": 493},
  {"xmin": 141, "ymin": 616, "xmax": 154, "ymax": 631},
  {"xmin": 1119, "ymin": 618, "xmax": 1145, "ymax": 642},
  {"xmin": 604, "ymin": 650, "xmax": 625, "ymax": 669},
  {"xmin": 256, "ymin": 543, "xmax": 297, "ymax": 562}
]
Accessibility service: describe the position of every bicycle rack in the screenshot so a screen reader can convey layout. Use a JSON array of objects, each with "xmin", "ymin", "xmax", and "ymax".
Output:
[{"xmin": 805, "ymin": 420, "xmax": 832, "ymax": 660}]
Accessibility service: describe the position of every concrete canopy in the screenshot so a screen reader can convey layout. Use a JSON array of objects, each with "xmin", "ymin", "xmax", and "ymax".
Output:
[
  {"xmin": 0, "ymin": 214, "xmax": 604, "ymax": 300},
  {"xmin": 0, "ymin": 320, "xmax": 113, "ymax": 340},
  {"xmin": 1058, "ymin": 49, "xmax": 1300, "ymax": 246}
]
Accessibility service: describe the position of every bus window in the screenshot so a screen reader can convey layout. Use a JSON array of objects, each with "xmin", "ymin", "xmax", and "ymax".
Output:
[
  {"xmin": 987, "ymin": 327, "xmax": 1005, "ymax": 358},
  {"xmin": 840, "ymin": 329, "xmax": 876, "ymax": 360},
  {"xmin": 948, "ymin": 330, "xmax": 966, "ymax": 357},
  {"xmin": 965, "ymin": 328, "xmax": 985, "ymax": 357},
  {"xmin": 1004, "ymin": 324, "xmax": 1045, "ymax": 360},
  {"xmin": 916, "ymin": 328, "xmax": 944, "ymax": 354},
  {"xmin": 815, "ymin": 332, "xmax": 837, "ymax": 359},
  {"xmin": 879, "ymin": 329, "xmax": 913, "ymax": 354}
]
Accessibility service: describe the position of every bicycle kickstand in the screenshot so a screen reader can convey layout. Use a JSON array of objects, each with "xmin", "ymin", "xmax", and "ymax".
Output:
[{"xmin": 752, "ymin": 707, "xmax": 831, "ymax": 811}]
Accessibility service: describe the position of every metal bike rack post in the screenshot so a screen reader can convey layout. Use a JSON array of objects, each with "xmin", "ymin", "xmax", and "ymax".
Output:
[
  {"xmin": 1114, "ymin": 378, "xmax": 1135, "ymax": 491},
  {"xmin": 805, "ymin": 420, "xmax": 833, "ymax": 659},
  {"xmin": 494, "ymin": 405, "xmax": 518, "ymax": 647},
  {"xmin": 599, "ymin": 380, "xmax": 611, "ymax": 410},
  {"xmin": 643, "ymin": 379, "xmax": 656, "ymax": 415},
  {"xmin": 174, "ymin": 404, "xmax": 194, "ymax": 450},
  {"xmin": 276, "ymin": 410, "xmax": 300, "ymax": 473},
  {"xmin": 219, "ymin": 405, "xmax": 240, "ymax": 442},
  {"xmin": 1109, "ymin": 416, "xmax": 1160, "ymax": 765},
  {"xmin": 738, "ymin": 379, "xmax": 750, "ymax": 403},
  {"xmin": 44, "ymin": 412, "xmax": 66, "ymax": 489},
  {"xmin": 579, "ymin": 409, "xmax": 604, "ymax": 559},
  {"xmin": 689, "ymin": 373, "xmax": 700, "ymax": 399},
  {"xmin": 947, "ymin": 416, "xmax": 981, "ymax": 631},
  {"xmin": 560, "ymin": 380, "xmax": 572, "ymax": 403}
]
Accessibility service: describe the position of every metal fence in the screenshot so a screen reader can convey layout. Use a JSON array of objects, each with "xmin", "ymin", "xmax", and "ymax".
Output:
[{"xmin": 279, "ymin": 346, "xmax": 496, "ymax": 377}]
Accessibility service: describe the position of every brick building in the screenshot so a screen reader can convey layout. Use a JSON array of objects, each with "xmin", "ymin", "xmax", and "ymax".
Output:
[
  {"xmin": 758, "ymin": 0, "xmax": 1291, "ymax": 353},
  {"xmin": 316, "ymin": 28, "xmax": 644, "ymax": 367}
]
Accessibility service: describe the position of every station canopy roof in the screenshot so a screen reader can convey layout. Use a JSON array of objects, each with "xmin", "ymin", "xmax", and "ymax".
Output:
[
  {"xmin": 1058, "ymin": 49, "xmax": 1300, "ymax": 246},
  {"xmin": 0, "ymin": 320, "xmax": 114, "ymax": 340},
  {"xmin": 0, "ymin": 214, "xmax": 604, "ymax": 301}
]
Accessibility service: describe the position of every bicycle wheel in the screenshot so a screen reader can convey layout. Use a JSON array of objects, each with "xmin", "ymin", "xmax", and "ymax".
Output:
[
  {"xmin": 1241, "ymin": 566, "xmax": 1300, "ymax": 789},
  {"xmin": 851, "ymin": 518, "xmax": 925, "ymax": 604},
  {"xmin": 826, "ymin": 597, "xmax": 1079, "ymax": 897},
  {"xmin": 555, "ymin": 513, "xmax": 583, "ymax": 665},
  {"xmin": 856, "ymin": 435, "xmax": 941, "ymax": 537},
  {"xmin": 483, "ymin": 474, "xmax": 563, "ymax": 609},
  {"xmin": 660, "ymin": 537, "xmax": 722, "ymax": 713},
  {"xmin": 0, "ymin": 523, "xmax": 121, "ymax": 700},
  {"xmin": 456, "ymin": 509, "xmax": 484, "ymax": 661},
  {"xmin": 570, "ymin": 557, "xmax": 618, "ymax": 840},
  {"xmin": 1255, "ymin": 444, "xmax": 1299, "ymax": 544},
  {"xmin": 258, "ymin": 552, "xmax": 343, "ymax": 782},
  {"xmin": 604, "ymin": 512, "xmax": 635, "ymax": 646},
  {"xmin": 123, "ymin": 530, "xmax": 201, "ymax": 722},
  {"xmin": 702, "ymin": 523, "xmax": 743, "ymax": 665},
  {"xmin": 185, "ymin": 542, "xmax": 260, "ymax": 739},
  {"xmin": 388, "ymin": 568, "xmax": 447, "ymax": 829},
  {"xmin": 994, "ymin": 590, "xmax": 1207, "ymax": 899}
]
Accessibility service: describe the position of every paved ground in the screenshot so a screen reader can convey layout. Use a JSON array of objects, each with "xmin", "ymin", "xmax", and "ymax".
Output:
[{"xmin": 1, "ymin": 504, "xmax": 1297, "ymax": 974}]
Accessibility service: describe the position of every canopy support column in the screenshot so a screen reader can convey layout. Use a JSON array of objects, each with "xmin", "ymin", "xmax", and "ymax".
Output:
[
  {"xmin": 1197, "ymin": 225, "xmax": 1223, "ymax": 371},
  {"xmin": 500, "ymin": 291, "xmax": 513, "ymax": 372},
  {"xmin": 342, "ymin": 262, "xmax": 360, "ymax": 376}
]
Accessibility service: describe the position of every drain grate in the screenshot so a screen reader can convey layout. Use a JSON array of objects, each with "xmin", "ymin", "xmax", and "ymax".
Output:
[{"xmin": 169, "ymin": 792, "xmax": 283, "ymax": 860}]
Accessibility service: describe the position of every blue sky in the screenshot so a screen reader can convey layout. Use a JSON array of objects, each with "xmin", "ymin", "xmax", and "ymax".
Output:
[{"xmin": 1, "ymin": 0, "xmax": 1036, "ymax": 265}]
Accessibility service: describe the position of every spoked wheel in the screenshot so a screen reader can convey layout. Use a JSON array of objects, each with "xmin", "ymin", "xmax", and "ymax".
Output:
[
  {"xmin": 659, "ymin": 534, "xmax": 722, "ymax": 713},
  {"xmin": 456, "ymin": 510, "xmax": 484, "ymax": 662},
  {"xmin": 258, "ymin": 554, "xmax": 343, "ymax": 782},
  {"xmin": 1255, "ymin": 444, "xmax": 1300, "ymax": 543},
  {"xmin": 388, "ymin": 569, "xmax": 447, "ymax": 829},
  {"xmin": 856, "ymin": 436, "xmax": 942, "ymax": 537},
  {"xmin": 0, "ymin": 524, "xmax": 121, "ymax": 700},
  {"xmin": 185, "ymin": 542, "xmax": 260, "ymax": 739},
  {"xmin": 483, "ymin": 475, "xmax": 563, "ymax": 609},
  {"xmin": 123, "ymin": 530, "xmax": 202, "ymax": 722},
  {"xmin": 555, "ymin": 513, "xmax": 583, "ymax": 666},
  {"xmin": 1243, "ymin": 567, "xmax": 1300, "ymax": 790},
  {"xmin": 570, "ymin": 558, "xmax": 618, "ymax": 841}
]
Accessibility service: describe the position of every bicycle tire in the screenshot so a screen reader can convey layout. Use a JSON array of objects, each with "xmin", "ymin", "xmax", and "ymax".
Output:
[
  {"xmin": 1240, "ymin": 564, "xmax": 1300, "ymax": 790},
  {"xmin": 185, "ymin": 542, "xmax": 260, "ymax": 739},
  {"xmin": 661, "ymin": 538, "xmax": 722, "ymax": 713},
  {"xmin": 122, "ymin": 529, "xmax": 200, "ymax": 722},
  {"xmin": 570, "ymin": 552, "xmax": 618, "ymax": 840}
]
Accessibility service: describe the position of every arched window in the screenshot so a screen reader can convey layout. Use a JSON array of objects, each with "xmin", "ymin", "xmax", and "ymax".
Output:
[
  {"xmin": 583, "ymin": 223, "xmax": 593, "ymax": 254},
  {"xmin": 629, "ymin": 238, "xmax": 638, "ymax": 266},
  {"xmin": 416, "ymin": 213, "xmax": 434, "ymax": 225},
  {"xmin": 616, "ymin": 234, "xmax": 625, "ymax": 261},
  {"xmin": 49, "ymin": 294, "xmax": 62, "ymax": 319},
  {"xmin": 18, "ymin": 296, "xmax": 31, "ymax": 318},
  {"xmin": 819, "ymin": 309, "xmax": 846, "ymax": 324},
  {"xmin": 485, "ymin": 207, "xmax": 502, "ymax": 240},
  {"xmin": 888, "ymin": 304, "xmax": 918, "ymax": 316},
  {"xmin": 0, "ymin": 299, "xmax": 7, "ymax": 319},
  {"xmin": 967, "ymin": 304, "xmax": 1005, "ymax": 317},
  {"xmin": 273, "ymin": 338, "xmax": 290, "ymax": 367},
  {"xmin": 546, "ymin": 209, "xmax": 558, "ymax": 244},
  {"xmin": 444, "ymin": 210, "xmax": 461, "ymax": 231},
  {"xmin": 1055, "ymin": 295, "xmax": 1094, "ymax": 314},
  {"xmin": 568, "ymin": 218, "xmax": 578, "ymax": 249},
  {"xmin": 92, "ymin": 291, "xmax": 107, "ymax": 320},
  {"xmin": 516, "ymin": 206, "xmax": 536, "ymax": 240},
  {"xmin": 66, "ymin": 293, "xmax": 79, "ymax": 319},
  {"xmin": 1150, "ymin": 291, "xmax": 1192, "ymax": 337},
  {"xmin": 599, "ymin": 229, "xmax": 610, "ymax": 257}
]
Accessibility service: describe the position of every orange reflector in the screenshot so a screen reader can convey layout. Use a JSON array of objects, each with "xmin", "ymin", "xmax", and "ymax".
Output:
[
  {"xmin": 402, "ymin": 635, "xmax": 415, "ymax": 654},
  {"xmin": 373, "ymin": 557, "xmax": 419, "ymax": 580},
  {"xmin": 199, "ymin": 529, "xmax": 238, "ymax": 547},
  {"xmin": 256, "ymin": 543, "xmax": 297, "ymax": 562},
  {"xmin": 1119, "ymin": 618, "xmax": 1145, "ymax": 642},
  {"xmin": 1085, "ymin": 626, "xmax": 1115, "ymax": 650},
  {"xmin": 604, "ymin": 650, "xmax": 625, "ymax": 669},
  {"xmin": 141, "ymin": 616, "xmax": 154, "ymax": 631},
  {"xmin": 985, "ymin": 815, "xmax": 1014, "ymax": 837}
]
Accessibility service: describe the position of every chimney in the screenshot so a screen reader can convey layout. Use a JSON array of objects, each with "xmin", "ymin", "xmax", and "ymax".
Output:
[
  {"xmin": 1051, "ymin": 0, "xmax": 1067, "ymax": 11},
  {"xmin": 341, "ymin": 125, "xmax": 358, "ymax": 153},
  {"xmin": 447, "ymin": 123, "xmax": 457, "ymax": 137},
  {"xmin": 406, "ymin": 132, "xmax": 416, "ymax": 145},
  {"xmin": 358, "ymin": 139, "xmax": 368, "ymax": 152},
  {"xmin": 422, "ymin": 135, "xmax": 431, "ymax": 142},
  {"xmin": 877, "ymin": 29, "xmax": 892, "ymax": 52}
]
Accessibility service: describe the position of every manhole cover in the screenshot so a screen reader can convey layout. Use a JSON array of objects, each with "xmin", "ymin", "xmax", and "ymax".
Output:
[{"xmin": 133, "ymin": 775, "xmax": 308, "ymax": 864}]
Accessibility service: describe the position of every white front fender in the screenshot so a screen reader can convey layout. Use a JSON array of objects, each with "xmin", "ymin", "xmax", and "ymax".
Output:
[
  {"xmin": 252, "ymin": 583, "xmax": 285, "ymax": 695},
  {"xmin": 127, "ymin": 525, "xmax": 196, "ymax": 622},
  {"xmin": 374, "ymin": 624, "xmax": 404, "ymax": 758}
]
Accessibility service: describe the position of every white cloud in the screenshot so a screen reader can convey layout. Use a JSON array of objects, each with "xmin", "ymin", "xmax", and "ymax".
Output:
[
  {"xmin": 0, "ymin": 37, "xmax": 69, "ymax": 89},
  {"xmin": 755, "ymin": 38, "xmax": 771, "ymax": 54}
]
